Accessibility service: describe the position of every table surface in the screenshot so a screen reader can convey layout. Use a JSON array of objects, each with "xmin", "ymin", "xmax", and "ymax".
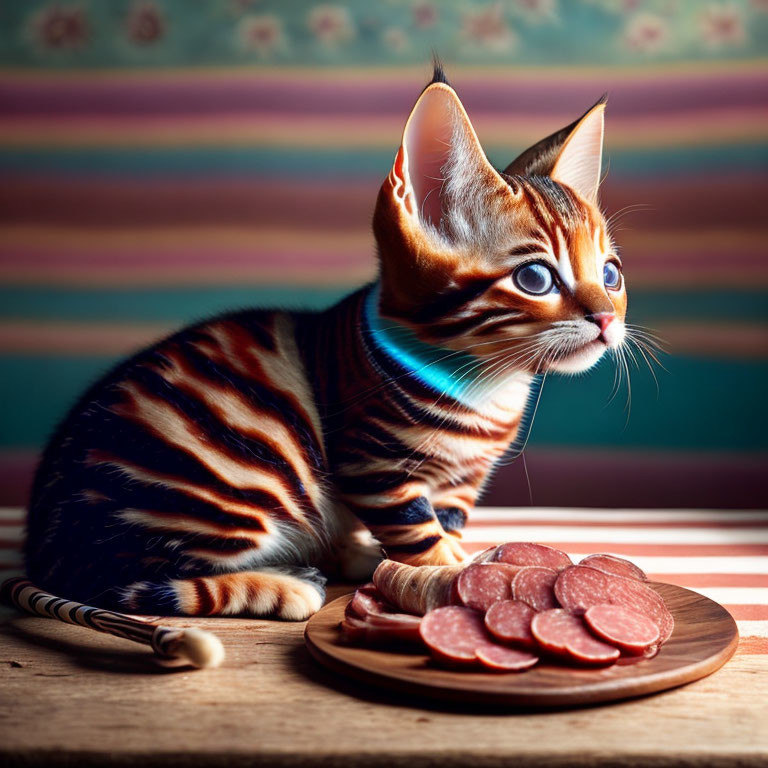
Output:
[{"xmin": 1, "ymin": 506, "xmax": 767, "ymax": 768}]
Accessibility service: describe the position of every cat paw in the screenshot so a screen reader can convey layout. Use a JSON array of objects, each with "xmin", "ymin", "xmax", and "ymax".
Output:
[
  {"xmin": 412, "ymin": 536, "xmax": 470, "ymax": 567},
  {"xmin": 274, "ymin": 575, "xmax": 325, "ymax": 621},
  {"xmin": 122, "ymin": 569, "xmax": 326, "ymax": 620}
]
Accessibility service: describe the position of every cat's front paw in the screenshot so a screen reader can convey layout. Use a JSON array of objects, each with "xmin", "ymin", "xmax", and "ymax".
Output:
[
  {"xmin": 275, "ymin": 576, "xmax": 325, "ymax": 621},
  {"xmin": 407, "ymin": 535, "xmax": 470, "ymax": 567}
]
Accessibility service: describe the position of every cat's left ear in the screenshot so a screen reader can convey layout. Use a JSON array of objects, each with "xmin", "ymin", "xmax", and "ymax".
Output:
[{"xmin": 504, "ymin": 98, "xmax": 606, "ymax": 203}]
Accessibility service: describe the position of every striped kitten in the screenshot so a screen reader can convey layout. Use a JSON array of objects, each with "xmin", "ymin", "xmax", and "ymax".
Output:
[{"xmin": 24, "ymin": 65, "xmax": 626, "ymax": 620}]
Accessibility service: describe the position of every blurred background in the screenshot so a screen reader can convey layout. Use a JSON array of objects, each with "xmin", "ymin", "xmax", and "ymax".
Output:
[{"xmin": 0, "ymin": 0, "xmax": 766, "ymax": 509}]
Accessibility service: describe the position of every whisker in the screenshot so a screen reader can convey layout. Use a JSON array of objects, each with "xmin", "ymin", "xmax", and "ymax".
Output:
[
  {"xmin": 622, "ymin": 347, "xmax": 632, "ymax": 426},
  {"xmin": 605, "ymin": 203, "xmax": 653, "ymax": 230},
  {"xmin": 628, "ymin": 336, "xmax": 660, "ymax": 398},
  {"xmin": 606, "ymin": 347, "xmax": 624, "ymax": 406}
]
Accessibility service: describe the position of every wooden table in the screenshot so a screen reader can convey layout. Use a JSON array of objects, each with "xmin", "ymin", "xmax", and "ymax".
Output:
[{"xmin": 2, "ymin": 507, "xmax": 767, "ymax": 767}]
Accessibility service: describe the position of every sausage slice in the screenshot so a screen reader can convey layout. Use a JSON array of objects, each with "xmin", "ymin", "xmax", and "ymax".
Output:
[
  {"xmin": 512, "ymin": 566, "xmax": 559, "ymax": 611},
  {"xmin": 484, "ymin": 600, "xmax": 536, "ymax": 647},
  {"xmin": 455, "ymin": 563, "xmax": 516, "ymax": 612},
  {"xmin": 419, "ymin": 606, "xmax": 489, "ymax": 665},
  {"xmin": 584, "ymin": 603, "xmax": 660, "ymax": 655},
  {"xmin": 555, "ymin": 565, "xmax": 674, "ymax": 643},
  {"xmin": 476, "ymin": 643, "xmax": 539, "ymax": 671},
  {"xmin": 579, "ymin": 553, "xmax": 648, "ymax": 582},
  {"xmin": 492, "ymin": 542, "xmax": 573, "ymax": 571},
  {"xmin": 531, "ymin": 609, "xmax": 620, "ymax": 665}
]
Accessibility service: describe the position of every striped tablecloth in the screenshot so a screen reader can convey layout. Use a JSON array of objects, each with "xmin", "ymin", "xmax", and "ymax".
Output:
[{"xmin": 1, "ymin": 506, "xmax": 766, "ymax": 654}]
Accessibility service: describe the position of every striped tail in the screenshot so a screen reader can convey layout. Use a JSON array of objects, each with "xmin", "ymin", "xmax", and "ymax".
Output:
[{"xmin": 0, "ymin": 577, "xmax": 225, "ymax": 669}]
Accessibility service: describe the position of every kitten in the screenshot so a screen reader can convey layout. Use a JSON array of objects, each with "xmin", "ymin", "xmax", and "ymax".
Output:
[{"xmin": 23, "ymin": 64, "xmax": 626, "ymax": 620}]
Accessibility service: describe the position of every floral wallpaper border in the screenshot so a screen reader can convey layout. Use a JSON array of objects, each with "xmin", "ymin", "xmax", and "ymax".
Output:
[{"xmin": 0, "ymin": 0, "xmax": 766, "ymax": 69}]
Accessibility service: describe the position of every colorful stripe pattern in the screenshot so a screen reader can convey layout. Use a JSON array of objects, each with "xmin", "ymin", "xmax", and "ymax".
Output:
[{"xmin": 1, "ymin": 4, "xmax": 767, "ymax": 509}]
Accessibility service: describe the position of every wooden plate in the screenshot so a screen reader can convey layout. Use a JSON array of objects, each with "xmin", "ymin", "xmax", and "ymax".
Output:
[{"xmin": 304, "ymin": 583, "xmax": 738, "ymax": 708}]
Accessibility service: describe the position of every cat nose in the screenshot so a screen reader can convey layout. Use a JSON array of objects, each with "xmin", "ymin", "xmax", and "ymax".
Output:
[{"xmin": 585, "ymin": 312, "xmax": 615, "ymax": 335}]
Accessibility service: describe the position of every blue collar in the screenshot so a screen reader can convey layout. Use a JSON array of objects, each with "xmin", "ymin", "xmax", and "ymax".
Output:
[
  {"xmin": 363, "ymin": 283, "xmax": 489, "ymax": 407},
  {"xmin": 362, "ymin": 283, "xmax": 543, "ymax": 457}
]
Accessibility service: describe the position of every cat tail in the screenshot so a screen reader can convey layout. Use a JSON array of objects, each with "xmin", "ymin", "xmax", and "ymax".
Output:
[{"xmin": 0, "ymin": 577, "xmax": 225, "ymax": 669}]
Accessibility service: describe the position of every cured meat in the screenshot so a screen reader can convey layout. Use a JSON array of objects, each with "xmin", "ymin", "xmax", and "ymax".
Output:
[
  {"xmin": 553, "ymin": 565, "xmax": 609, "ymax": 614},
  {"xmin": 351, "ymin": 548, "xmax": 674, "ymax": 672},
  {"xmin": 373, "ymin": 560, "xmax": 463, "ymax": 615},
  {"xmin": 579, "ymin": 553, "xmax": 648, "ymax": 582},
  {"xmin": 491, "ymin": 542, "xmax": 572, "ymax": 571},
  {"xmin": 455, "ymin": 563, "xmax": 516, "ymax": 612},
  {"xmin": 372, "ymin": 559, "xmax": 519, "ymax": 616},
  {"xmin": 531, "ymin": 609, "xmax": 620, "ymax": 665},
  {"xmin": 475, "ymin": 643, "xmax": 539, "ymax": 671},
  {"xmin": 341, "ymin": 584, "xmax": 423, "ymax": 644},
  {"xmin": 584, "ymin": 604, "xmax": 660, "ymax": 655},
  {"xmin": 554, "ymin": 565, "xmax": 674, "ymax": 643},
  {"xmin": 340, "ymin": 612, "xmax": 422, "ymax": 645},
  {"xmin": 484, "ymin": 600, "xmax": 536, "ymax": 647},
  {"xmin": 471, "ymin": 546, "xmax": 498, "ymax": 563},
  {"xmin": 643, "ymin": 644, "xmax": 660, "ymax": 660},
  {"xmin": 420, "ymin": 604, "xmax": 538, "ymax": 671},
  {"xmin": 419, "ymin": 606, "xmax": 489, "ymax": 665},
  {"xmin": 512, "ymin": 566, "xmax": 559, "ymax": 611},
  {"xmin": 340, "ymin": 614, "xmax": 368, "ymax": 641},
  {"xmin": 346, "ymin": 584, "xmax": 388, "ymax": 619}
]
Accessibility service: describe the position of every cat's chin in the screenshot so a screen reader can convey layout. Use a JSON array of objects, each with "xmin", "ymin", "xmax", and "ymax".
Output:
[{"xmin": 547, "ymin": 341, "xmax": 607, "ymax": 374}]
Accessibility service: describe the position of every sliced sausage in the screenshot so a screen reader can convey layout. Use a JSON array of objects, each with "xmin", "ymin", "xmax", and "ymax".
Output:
[
  {"xmin": 471, "ymin": 546, "xmax": 498, "ymax": 563},
  {"xmin": 346, "ymin": 584, "xmax": 390, "ymax": 620},
  {"xmin": 580, "ymin": 553, "xmax": 648, "ymax": 582},
  {"xmin": 343, "ymin": 586, "xmax": 424, "ymax": 644},
  {"xmin": 476, "ymin": 643, "xmax": 539, "ymax": 672},
  {"xmin": 340, "ymin": 612, "xmax": 423, "ymax": 645},
  {"xmin": 554, "ymin": 565, "xmax": 609, "ymax": 614},
  {"xmin": 340, "ymin": 614, "xmax": 369, "ymax": 641},
  {"xmin": 484, "ymin": 600, "xmax": 536, "ymax": 647},
  {"xmin": 492, "ymin": 542, "xmax": 572, "ymax": 571},
  {"xmin": 606, "ymin": 575, "xmax": 674, "ymax": 645},
  {"xmin": 455, "ymin": 563, "xmax": 516, "ymax": 612},
  {"xmin": 643, "ymin": 644, "xmax": 660, "ymax": 660},
  {"xmin": 531, "ymin": 609, "xmax": 620, "ymax": 665},
  {"xmin": 584, "ymin": 604, "xmax": 660, "ymax": 655},
  {"xmin": 554, "ymin": 565, "xmax": 674, "ymax": 643},
  {"xmin": 419, "ymin": 606, "xmax": 489, "ymax": 665},
  {"xmin": 512, "ymin": 566, "xmax": 559, "ymax": 611},
  {"xmin": 372, "ymin": 560, "xmax": 463, "ymax": 615}
]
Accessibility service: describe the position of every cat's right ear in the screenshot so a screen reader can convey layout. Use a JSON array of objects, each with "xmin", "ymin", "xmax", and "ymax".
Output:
[
  {"xmin": 375, "ymin": 71, "xmax": 510, "ymax": 313},
  {"xmin": 388, "ymin": 77, "xmax": 507, "ymax": 240}
]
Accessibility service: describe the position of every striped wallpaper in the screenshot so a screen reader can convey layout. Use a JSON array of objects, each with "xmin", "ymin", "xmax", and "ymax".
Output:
[{"xmin": 0, "ymin": 1, "xmax": 766, "ymax": 508}]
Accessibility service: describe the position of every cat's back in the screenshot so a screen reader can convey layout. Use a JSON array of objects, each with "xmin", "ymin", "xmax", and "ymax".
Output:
[{"xmin": 25, "ymin": 307, "xmax": 330, "ymax": 602}]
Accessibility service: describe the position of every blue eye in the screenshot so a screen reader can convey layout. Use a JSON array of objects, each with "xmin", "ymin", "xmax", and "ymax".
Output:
[
  {"xmin": 603, "ymin": 261, "xmax": 622, "ymax": 290},
  {"xmin": 513, "ymin": 263, "xmax": 555, "ymax": 295}
]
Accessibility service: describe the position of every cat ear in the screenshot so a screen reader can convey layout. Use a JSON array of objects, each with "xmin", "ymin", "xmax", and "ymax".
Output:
[
  {"xmin": 393, "ymin": 77, "xmax": 506, "ymax": 237},
  {"xmin": 504, "ymin": 98, "xmax": 606, "ymax": 203}
]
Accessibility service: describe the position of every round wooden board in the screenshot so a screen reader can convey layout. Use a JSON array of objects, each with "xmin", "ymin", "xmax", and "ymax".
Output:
[{"xmin": 304, "ymin": 583, "xmax": 739, "ymax": 709}]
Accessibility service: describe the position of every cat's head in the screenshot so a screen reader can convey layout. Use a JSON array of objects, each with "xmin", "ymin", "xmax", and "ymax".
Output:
[{"xmin": 373, "ymin": 65, "xmax": 626, "ymax": 377}]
